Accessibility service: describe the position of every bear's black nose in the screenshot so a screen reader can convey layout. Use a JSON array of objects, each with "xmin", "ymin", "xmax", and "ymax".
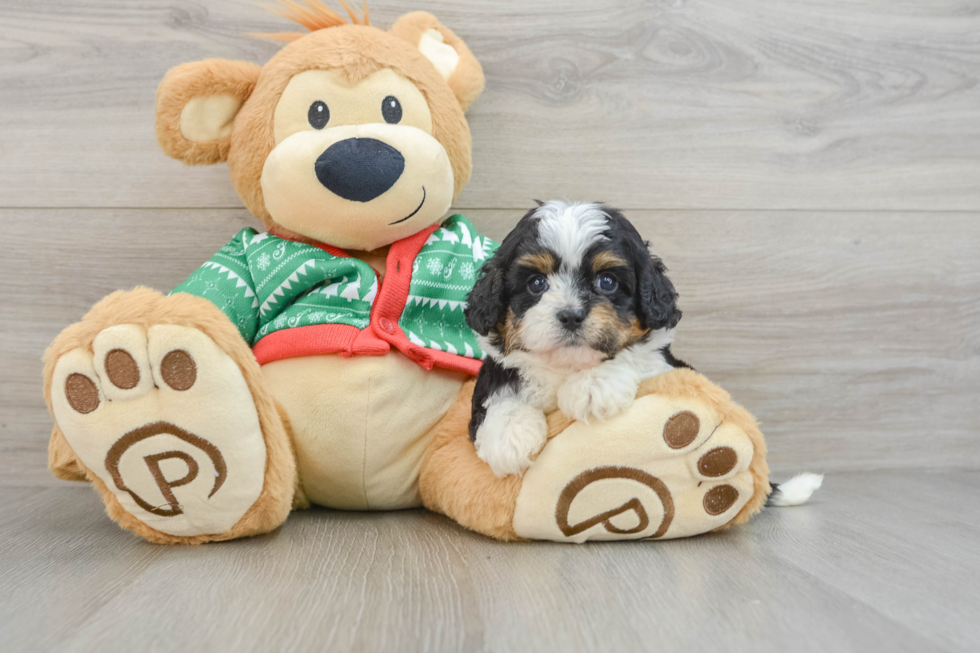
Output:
[{"xmin": 314, "ymin": 138, "xmax": 405, "ymax": 202}]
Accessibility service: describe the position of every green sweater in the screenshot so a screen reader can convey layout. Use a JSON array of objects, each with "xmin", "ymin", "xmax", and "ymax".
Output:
[{"xmin": 172, "ymin": 214, "xmax": 498, "ymax": 374}]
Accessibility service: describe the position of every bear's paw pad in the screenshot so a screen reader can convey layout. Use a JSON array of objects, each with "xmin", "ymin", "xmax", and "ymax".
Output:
[
  {"xmin": 51, "ymin": 324, "xmax": 267, "ymax": 537},
  {"xmin": 512, "ymin": 395, "xmax": 756, "ymax": 542}
]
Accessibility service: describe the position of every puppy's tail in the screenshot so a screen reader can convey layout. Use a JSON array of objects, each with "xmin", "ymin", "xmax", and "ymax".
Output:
[{"xmin": 766, "ymin": 473, "xmax": 823, "ymax": 507}]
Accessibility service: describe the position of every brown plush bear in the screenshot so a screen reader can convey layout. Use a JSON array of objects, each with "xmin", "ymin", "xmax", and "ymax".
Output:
[{"xmin": 42, "ymin": 2, "xmax": 770, "ymax": 544}]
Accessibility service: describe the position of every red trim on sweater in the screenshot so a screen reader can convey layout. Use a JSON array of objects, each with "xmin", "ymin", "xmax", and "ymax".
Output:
[
  {"xmin": 369, "ymin": 225, "xmax": 434, "ymax": 361},
  {"xmin": 252, "ymin": 323, "xmax": 363, "ymax": 365},
  {"xmin": 423, "ymin": 349, "xmax": 483, "ymax": 376},
  {"xmin": 251, "ymin": 225, "xmax": 483, "ymax": 375}
]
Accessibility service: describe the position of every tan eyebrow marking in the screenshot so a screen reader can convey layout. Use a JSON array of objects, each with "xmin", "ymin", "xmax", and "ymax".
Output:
[
  {"xmin": 592, "ymin": 251, "xmax": 628, "ymax": 272},
  {"xmin": 516, "ymin": 251, "xmax": 556, "ymax": 274}
]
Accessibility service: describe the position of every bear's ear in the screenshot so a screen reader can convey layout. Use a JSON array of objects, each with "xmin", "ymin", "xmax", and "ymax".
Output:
[
  {"xmin": 389, "ymin": 12, "xmax": 485, "ymax": 112},
  {"xmin": 155, "ymin": 59, "xmax": 262, "ymax": 165}
]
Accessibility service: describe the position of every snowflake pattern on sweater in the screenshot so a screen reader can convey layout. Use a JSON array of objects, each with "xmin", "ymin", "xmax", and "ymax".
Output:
[
  {"xmin": 171, "ymin": 215, "xmax": 498, "ymax": 364},
  {"xmin": 400, "ymin": 216, "xmax": 497, "ymax": 359}
]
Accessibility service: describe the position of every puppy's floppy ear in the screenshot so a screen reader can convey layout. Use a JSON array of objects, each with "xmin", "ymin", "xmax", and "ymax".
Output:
[
  {"xmin": 389, "ymin": 12, "xmax": 485, "ymax": 111},
  {"xmin": 465, "ymin": 256, "xmax": 506, "ymax": 336},
  {"xmin": 465, "ymin": 206, "xmax": 542, "ymax": 336},
  {"xmin": 604, "ymin": 206, "xmax": 682, "ymax": 331},
  {"xmin": 636, "ymin": 252, "xmax": 682, "ymax": 331},
  {"xmin": 155, "ymin": 59, "xmax": 261, "ymax": 165}
]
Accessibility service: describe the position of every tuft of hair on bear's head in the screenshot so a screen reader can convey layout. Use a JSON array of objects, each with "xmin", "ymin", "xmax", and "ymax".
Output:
[{"xmin": 252, "ymin": 0, "xmax": 370, "ymax": 43}]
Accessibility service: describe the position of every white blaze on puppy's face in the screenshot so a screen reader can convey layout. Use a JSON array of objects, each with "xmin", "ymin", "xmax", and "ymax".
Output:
[
  {"xmin": 516, "ymin": 272, "xmax": 581, "ymax": 352},
  {"xmin": 511, "ymin": 201, "xmax": 622, "ymax": 357},
  {"xmin": 535, "ymin": 201, "xmax": 610, "ymax": 267}
]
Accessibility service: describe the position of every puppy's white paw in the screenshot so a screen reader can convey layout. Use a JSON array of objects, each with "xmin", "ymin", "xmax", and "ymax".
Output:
[
  {"xmin": 475, "ymin": 399, "xmax": 548, "ymax": 477},
  {"xmin": 558, "ymin": 365, "xmax": 638, "ymax": 423}
]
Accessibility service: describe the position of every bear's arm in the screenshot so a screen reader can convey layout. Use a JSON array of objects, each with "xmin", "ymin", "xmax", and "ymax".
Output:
[{"xmin": 170, "ymin": 228, "xmax": 261, "ymax": 344}]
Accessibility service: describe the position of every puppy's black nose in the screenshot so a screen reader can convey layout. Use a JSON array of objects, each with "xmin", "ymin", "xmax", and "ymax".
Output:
[
  {"xmin": 557, "ymin": 309, "xmax": 586, "ymax": 330},
  {"xmin": 315, "ymin": 138, "xmax": 404, "ymax": 202}
]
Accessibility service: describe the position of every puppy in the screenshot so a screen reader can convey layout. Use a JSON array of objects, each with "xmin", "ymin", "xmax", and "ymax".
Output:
[{"xmin": 464, "ymin": 201, "xmax": 688, "ymax": 477}]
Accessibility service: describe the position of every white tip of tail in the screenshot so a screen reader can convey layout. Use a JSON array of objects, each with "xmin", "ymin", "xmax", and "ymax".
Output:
[{"xmin": 769, "ymin": 473, "xmax": 823, "ymax": 507}]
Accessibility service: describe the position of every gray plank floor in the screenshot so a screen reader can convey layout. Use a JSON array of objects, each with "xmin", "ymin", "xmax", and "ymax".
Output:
[{"xmin": 0, "ymin": 471, "xmax": 977, "ymax": 652}]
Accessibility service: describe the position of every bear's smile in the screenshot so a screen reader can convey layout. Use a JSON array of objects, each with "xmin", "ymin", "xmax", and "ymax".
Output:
[{"xmin": 389, "ymin": 186, "xmax": 426, "ymax": 226}]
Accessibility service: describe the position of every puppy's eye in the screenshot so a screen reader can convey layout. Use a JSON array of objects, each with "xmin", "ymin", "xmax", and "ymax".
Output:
[
  {"xmin": 308, "ymin": 101, "xmax": 329, "ymax": 129},
  {"xmin": 527, "ymin": 275, "xmax": 549, "ymax": 294},
  {"xmin": 382, "ymin": 95, "xmax": 402, "ymax": 124},
  {"xmin": 594, "ymin": 273, "xmax": 619, "ymax": 294}
]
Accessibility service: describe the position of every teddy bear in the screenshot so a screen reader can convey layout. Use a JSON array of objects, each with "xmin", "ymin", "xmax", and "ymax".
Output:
[{"xmin": 42, "ymin": 2, "xmax": 771, "ymax": 544}]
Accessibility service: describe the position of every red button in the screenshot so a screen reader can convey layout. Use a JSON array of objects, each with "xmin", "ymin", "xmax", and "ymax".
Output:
[{"xmin": 379, "ymin": 318, "xmax": 394, "ymax": 334}]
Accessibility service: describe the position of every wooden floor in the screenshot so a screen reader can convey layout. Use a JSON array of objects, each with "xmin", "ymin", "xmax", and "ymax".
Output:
[
  {"xmin": 1, "ymin": 1, "xmax": 979, "ymax": 651},
  {"xmin": 1, "ymin": 471, "xmax": 977, "ymax": 652}
]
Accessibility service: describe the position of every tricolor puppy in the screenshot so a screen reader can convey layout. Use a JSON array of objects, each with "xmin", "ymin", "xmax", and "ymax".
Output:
[{"xmin": 465, "ymin": 201, "xmax": 688, "ymax": 477}]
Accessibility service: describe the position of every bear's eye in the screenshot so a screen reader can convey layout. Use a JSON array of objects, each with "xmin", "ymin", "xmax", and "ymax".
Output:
[
  {"xmin": 382, "ymin": 95, "xmax": 402, "ymax": 124},
  {"xmin": 308, "ymin": 101, "xmax": 329, "ymax": 129}
]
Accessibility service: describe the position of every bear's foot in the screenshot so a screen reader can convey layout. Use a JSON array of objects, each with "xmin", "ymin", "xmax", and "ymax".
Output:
[
  {"xmin": 512, "ymin": 369, "xmax": 769, "ymax": 542},
  {"xmin": 45, "ymin": 289, "xmax": 297, "ymax": 544},
  {"xmin": 420, "ymin": 368, "xmax": 769, "ymax": 543}
]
